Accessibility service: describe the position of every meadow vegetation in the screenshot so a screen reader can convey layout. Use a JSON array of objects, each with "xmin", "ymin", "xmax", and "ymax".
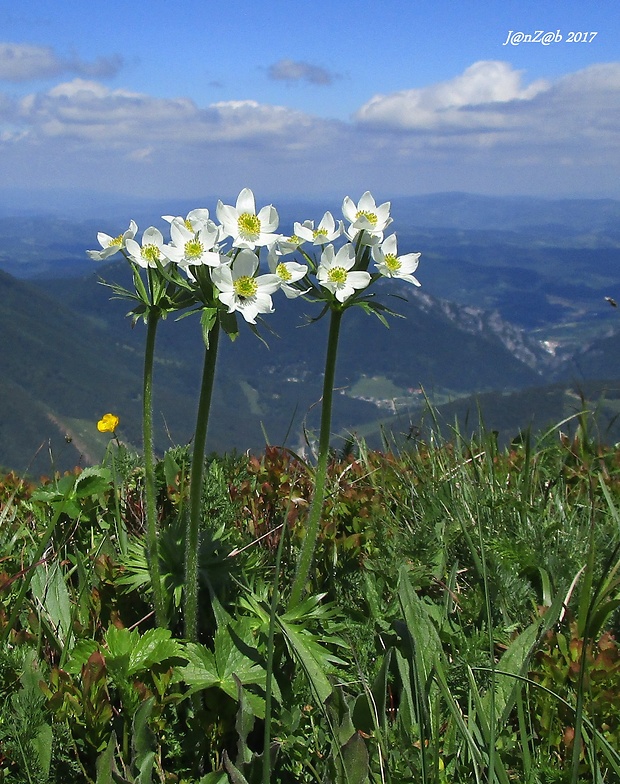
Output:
[{"xmin": 1, "ymin": 421, "xmax": 620, "ymax": 782}]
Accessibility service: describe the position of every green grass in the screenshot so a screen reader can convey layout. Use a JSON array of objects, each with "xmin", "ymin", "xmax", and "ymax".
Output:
[{"xmin": 1, "ymin": 419, "xmax": 620, "ymax": 783}]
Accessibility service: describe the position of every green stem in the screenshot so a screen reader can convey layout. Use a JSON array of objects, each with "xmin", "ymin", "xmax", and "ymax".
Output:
[
  {"xmin": 289, "ymin": 307, "xmax": 343, "ymax": 608},
  {"xmin": 185, "ymin": 318, "xmax": 221, "ymax": 641},
  {"xmin": 263, "ymin": 513, "xmax": 287, "ymax": 784},
  {"xmin": 143, "ymin": 309, "xmax": 167, "ymax": 628}
]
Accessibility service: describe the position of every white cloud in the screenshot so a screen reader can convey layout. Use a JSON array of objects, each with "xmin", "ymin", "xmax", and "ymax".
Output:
[
  {"xmin": 355, "ymin": 61, "xmax": 549, "ymax": 131},
  {"xmin": 0, "ymin": 42, "xmax": 122, "ymax": 82},
  {"xmin": 0, "ymin": 61, "xmax": 618, "ymax": 199},
  {"xmin": 13, "ymin": 80, "xmax": 333, "ymax": 148}
]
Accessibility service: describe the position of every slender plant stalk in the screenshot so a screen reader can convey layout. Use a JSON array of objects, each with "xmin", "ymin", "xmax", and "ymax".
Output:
[
  {"xmin": 263, "ymin": 514, "xmax": 287, "ymax": 784},
  {"xmin": 143, "ymin": 308, "xmax": 167, "ymax": 628},
  {"xmin": 289, "ymin": 307, "xmax": 343, "ymax": 608},
  {"xmin": 185, "ymin": 318, "xmax": 221, "ymax": 641},
  {"xmin": 477, "ymin": 510, "xmax": 497, "ymax": 784}
]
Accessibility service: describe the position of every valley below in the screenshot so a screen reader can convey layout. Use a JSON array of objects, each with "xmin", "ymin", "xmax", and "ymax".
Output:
[{"xmin": 1, "ymin": 191, "xmax": 620, "ymax": 473}]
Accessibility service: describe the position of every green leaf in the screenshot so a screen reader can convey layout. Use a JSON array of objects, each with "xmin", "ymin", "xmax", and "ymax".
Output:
[
  {"xmin": 104, "ymin": 625, "xmax": 135, "ymax": 679},
  {"xmin": 481, "ymin": 619, "xmax": 540, "ymax": 727},
  {"xmin": 66, "ymin": 639, "xmax": 99, "ymax": 674},
  {"xmin": 30, "ymin": 561, "xmax": 73, "ymax": 649},
  {"xmin": 352, "ymin": 647, "xmax": 392, "ymax": 734},
  {"xmin": 200, "ymin": 307, "xmax": 218, "ymax": 348},
  {"xmin": 74, "ymin": 466, "xmax": 113, "ymax": 498},
  {"xmin": 96, "ymin": 730, "xmax": 117, "ymax": 784},
  {"xmin": 132, "ymin": 698, "xmax": 156, "ymax": 784},
  {"xmin": 278, "ymin": 617, "xmax": 333, "ymax": 705},
  {"xmin": 128, "ymin": 628, "xmax": 185, "ymax": 675},
  {"xmin": 220, "ymin": 309, "xmax": 239, "ymax": 341},
  {"xmin": 222, "ymin": 751, "xmax": 251, "ymax": 784},
  {"xmin": 179, "ymin": 621, "xmax": 267, "ymax": 717},
  {"xmin": 180, "ymin": 643, "xmax": 218, "ymax": 689},
  {"xmin": 342, "ymin": 731, "xmax": 369, "ymax": 784},
  {"xmin": 233, "ymin": 674, "xmax": 255, "ymax": 767},
  {"xmin": 397, "ymin": 564, "xmax": 442, "ymax": 690},
  {"xmin": 198, "ymin": 774, "xmax": 229, "ymax": 784},
  {"xmin": 32, "ymin": 722, "xmax": 53, "ymax": 779}
]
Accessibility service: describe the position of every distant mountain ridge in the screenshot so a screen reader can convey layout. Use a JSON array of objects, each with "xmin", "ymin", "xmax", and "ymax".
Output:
[
  {"xmin": 1, "ymin": 191, "xmax": 620, "ymax": 473},
  {"xmin": 0, "ymin": 258, "xmax": 554, "ymax": 473}
]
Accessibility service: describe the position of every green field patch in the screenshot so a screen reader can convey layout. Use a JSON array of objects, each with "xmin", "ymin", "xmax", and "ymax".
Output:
[
  {"xmin": 348, "ymin": 375, "xmax": 406, "ymax": 400},
  {"xmin": 239, "ymin": 380, "xmax": 263, "ymax": 416}
]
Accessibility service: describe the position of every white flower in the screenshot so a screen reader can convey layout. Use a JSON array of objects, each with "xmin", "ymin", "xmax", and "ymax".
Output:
[
  {"xmin": 211, "ymin": 249, "xmax": 280, "ymax": 323},
  {"xmin": 317, "ymin": 243, "xmax": 371, "ymax": 303},
  {"xmin": 372, "ymin": 234, "xmax": 421, "ymax": 286},
  {"xmin": 267, "ymin": 246, "xmax": 309, "ymax": 299},
  {"xmin": 87, "ymin": 220, "xmax": 138, "ymax": 260},
  {"xmin": 294, "ymin": 212, "xmax": 342, "ymax": 245},
  {"xmin": 342, "ymin": 191, "xmax": 392, "ymax": 244},
  {"xmin": 162, "ymin": 209, "xmax": 211, "ymax": 233},
  {"xmin": 168, "ymin": 218, "xmax": 224, "ymax": 269},
  {"xmin": 125, "ymin": 227, "xmax": 171, "ymax": 269},
  {"xmin": 216, "ymin": 188, "xmax": 280, "ymax": 249},
  {"xmin": 274, "ymin": 223, "xmax": 312, "ymax": 255}
]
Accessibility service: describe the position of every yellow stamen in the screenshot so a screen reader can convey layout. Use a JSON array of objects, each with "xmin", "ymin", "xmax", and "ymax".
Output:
[
  {"xmin": 238, "ymin": 213, "xmax": 261, "ymax": 239},
  {"xmin": 185, "ymin": 239, "xmax": 204, "ymax": 260},
  {"xmin": 234, "ymin": 275, "xmax": 258, "ymax": 299},
  {"xmin": 328, "ymin": 266, "xmax": 348, "ymax": 285},
  {"xmin": 141, "ymin": 244, "xmax": 161, "ymax": 264},
  {"xmin": 276, "ymin": 263, "xmax": 292, "ymax": 282},
  {"xmin": 355, "ymin": 210, "xmax": 378, "ymax": 226},
  {"xmin": 384, "ymin": 253, "xmax": 401, "ymax": 272}
]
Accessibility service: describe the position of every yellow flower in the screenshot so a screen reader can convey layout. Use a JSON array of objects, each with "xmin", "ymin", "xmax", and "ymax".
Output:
[{"xmin": 97, "ymin": 413, "xmax": 119, "ymax": 433}]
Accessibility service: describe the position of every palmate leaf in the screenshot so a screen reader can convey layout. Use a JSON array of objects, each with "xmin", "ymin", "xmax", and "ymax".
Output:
[
  {"xmin": 178, "ymin": 619, "xmax": 269, "ymax": 718},
  {"xmin": 105, "ymin": 626, "xmax": 186, "ymax": 678},
  {"xmin": 240, "ymin": 589, "xmax": 345, "ymax": 707}
]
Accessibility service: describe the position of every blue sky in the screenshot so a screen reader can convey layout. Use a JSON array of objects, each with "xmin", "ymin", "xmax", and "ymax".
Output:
[{"xmin": 1, "ymin": 0, "xmax": 618, "ymax": 203}]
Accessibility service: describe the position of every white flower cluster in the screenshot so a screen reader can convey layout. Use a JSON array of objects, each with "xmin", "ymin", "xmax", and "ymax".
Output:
[{"xmin": 88, "ymin": 189, "xmax": 421, "ymax": 323}]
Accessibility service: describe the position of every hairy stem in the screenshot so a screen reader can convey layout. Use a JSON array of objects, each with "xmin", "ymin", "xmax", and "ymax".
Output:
[
  {"xmin": 185, "ymin": 319, "xmax": 221, "ymax": 641},
  {"xmin": 143, "ymin": 309, "xmax": 167, "ymax": 628},
  {"xmin": 289, "ymin": 307, "xmax": 343, "ymax": 608}
]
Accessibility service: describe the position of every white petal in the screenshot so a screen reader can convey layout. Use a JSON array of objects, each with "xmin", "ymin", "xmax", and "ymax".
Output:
[
  {"xmin": 358, "ymin": 191, "xmax": 377, "ymax": 211},
  {"xmin": 347, "ymin": 271, "xmax": 371, "ymax": 290},
  {"xmin": 236, "ymin": 188, "xmax": 256, "ymax": 214},
  {"xmin": 334, "ymin": 243, "xmax": 356, "ymax": 270},
  {"xmin": 257, "ymin": 204, "xmax": 279, "ymax": 232},
  {"xmin": 232, "ymin": 250, "xmax": 259, "ymax": 278},
  {"xmin": 382, "ymin": 234, "xmax": 398, "ymax": 256},
  {"xmin": 341, "ymin": 196, "xmax": 357, "ymax": 223},
  {"xmin": 255, "ymin": 274, "xmax": 282, "ymax": 295},
  {"xmin": 211, "ymin": 265, "xmax": 233, "ymax": 291}
]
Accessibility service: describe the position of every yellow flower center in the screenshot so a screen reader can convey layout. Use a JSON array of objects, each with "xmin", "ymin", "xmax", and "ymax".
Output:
[
  {"xmin": 141, "ymin": 244, "xmax": 161, "ymax": 264},
  {"xmin": 288, "ymin": 234, "xmax": 301, "ymax": 245},
  {"xmin": 328, "ymin": 266, "xmax": 348, "ymax": 285},
  {"xmin": 384, "ymin": 253, "xmax": 401, "ymax": 272},
  {"xmin": 355, "ymin": 210, "xmax": 378, "ymax": 226},
  {"xmin": 313, "ymin": 228, "xmax": 328, "ymax": 239},
  {"xmin": 110, "ymin": 234, "xmax": 124, "ymax": 247},
  {"xmin": 234, "ymin": 275, "xmax": 258, "ymax": 299},
  {"xmin": 185, "ymin": 239, "xmax": 204, "ymax": 260},
  {"xmin": 276, "ymin": 263, "xmax": 292, "ymax": 282},
  {"xmin": 238, "ymin": 213, "xmax": 261, "ymax": 239},
  {"xmin": 184, "ymin": 219, "xmax": 193, "ymax": 231}
]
